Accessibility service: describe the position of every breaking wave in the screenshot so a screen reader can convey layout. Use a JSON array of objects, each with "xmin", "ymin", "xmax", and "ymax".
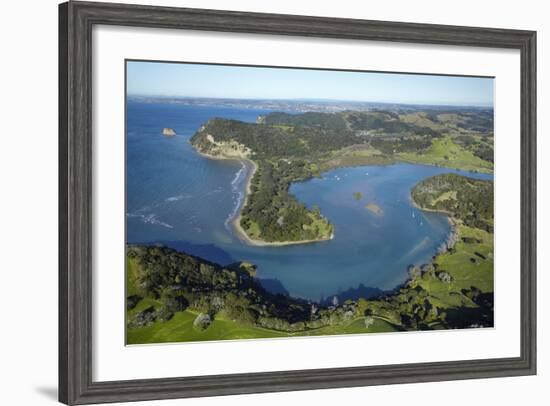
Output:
[
  {"xmin": 126, "ymin": 212, "xmax": 173, "ymax": 229},
  {"xmin": 165, "ymin": 193, "xmax": 192, "ymax": 202},
  {"xmin": 224, "ymin": 162, "xmax": 248, "ymax": 230}
]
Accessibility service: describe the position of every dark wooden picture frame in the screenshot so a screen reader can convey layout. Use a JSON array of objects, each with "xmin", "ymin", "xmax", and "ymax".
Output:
[{"xmin": 59, "ymin": 1, "xmax": 537, "ymax": 404}]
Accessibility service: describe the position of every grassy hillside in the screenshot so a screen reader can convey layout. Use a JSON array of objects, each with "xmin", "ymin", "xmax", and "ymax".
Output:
[
  {"xmin": 127, "ymin": 309, "xmax": 400, "ymax": 344},
  {"xmin": 397, "ymin": 137, "xmax": 493, "ymax": 173},
  {"xmin": 126, "ymin": 249, "xmax": 399, "ymax": 344},
  {"xmin": 404, "ymin": 173, "xmax": 494, "ymax": 328},
  {"xmin": 411, "ymin": 173, "xmax": 494, "ymax": 232},
  {"xmin": 128, "ymin": 310, "xmax": 288, "ymax": 344}
]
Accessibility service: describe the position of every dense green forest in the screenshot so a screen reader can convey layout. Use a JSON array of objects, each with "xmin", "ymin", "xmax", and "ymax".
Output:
[
  {"xmin": 191, "ymin": 118, "xmax": 353, "ymax": 243},
  {"xmin": 344, "ymin": 110, "xmax": 440, "ymax": 136},
  {"xmin": 193, "ymin": 117, "xmax": 359, "ymax": 159},
  {"xmin": 127, "ymin": 245, "xmax": 311, "ymax": 331},
  {"xmin": 127, "ymin": 245, "xmax": 370, "ymax": 337},
  {"xmin": 240, "ymin": 160, "xmax": 333, "ymax": 242},
  {"xmin": 191, "ymin": 108, "xmax": 493, "ymax": 244},
  {"xmin": 259, "ymin": 111, "xmax": 347, "ymax": 130}
]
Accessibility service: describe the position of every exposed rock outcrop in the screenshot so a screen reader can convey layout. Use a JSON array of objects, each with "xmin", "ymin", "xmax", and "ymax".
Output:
[{"xmin": 162, "ymin": 128, "xmax": 176, "ymax": 137}]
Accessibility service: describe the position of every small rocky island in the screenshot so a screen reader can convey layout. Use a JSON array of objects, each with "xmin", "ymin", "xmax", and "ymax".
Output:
[{"xmin": 162, "ymin": 127, "xmax": 176, "ymax": 137}]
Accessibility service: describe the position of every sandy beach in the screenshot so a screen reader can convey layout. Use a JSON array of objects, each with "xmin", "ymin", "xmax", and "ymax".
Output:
[
  {"xmin": 196, "ymin": 148, "xmax": 333, "ymax": 247},
  {"xmin": 230, "ymin": 158, "xmax": 333, "ymax": 246}
]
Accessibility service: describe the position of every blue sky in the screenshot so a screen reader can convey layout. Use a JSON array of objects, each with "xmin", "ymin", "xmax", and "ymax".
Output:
[{"xmin": 127, "ymin": 61, "xmax": 494, "ymax": 107}]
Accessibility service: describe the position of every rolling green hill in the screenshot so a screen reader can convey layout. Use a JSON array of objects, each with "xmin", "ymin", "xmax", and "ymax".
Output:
[{"xmin": 126, "ymin": 246, "xmax": 400, "ymax": 344}]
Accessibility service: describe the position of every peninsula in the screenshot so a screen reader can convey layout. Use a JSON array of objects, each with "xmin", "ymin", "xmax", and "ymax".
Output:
[{"xmin": 190, "ymin": 108, "xmax": 493, "ymax": 245}]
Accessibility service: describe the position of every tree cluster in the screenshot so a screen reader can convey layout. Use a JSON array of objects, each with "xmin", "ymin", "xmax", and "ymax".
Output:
[{"xmin": 411, "ymin": 173, "xmax": 494, "ymax": 232}]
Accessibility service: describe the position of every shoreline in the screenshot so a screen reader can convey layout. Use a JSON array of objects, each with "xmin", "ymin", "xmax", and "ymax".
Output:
[
  {"xmin": 195, "ymin": 148, "xmax": 334, "ymax": 247},
  {"xmin": 322, "ymin": 156, "xmax": 494, "ymax": 176},
  {"xmin": 196, "ymin": 143, "xmax": 485, "ymax": 250},
  {"xmin": 409, "ymin": 196, "xmax": 459, "ymax": 253},
  {"xmin": 396, "ymin": 157, "xmax": 494, "ymax": 175}
]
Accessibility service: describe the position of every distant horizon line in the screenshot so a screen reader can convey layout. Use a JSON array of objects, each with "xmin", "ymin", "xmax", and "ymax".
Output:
[{"xmin": 127, "ymin": 94, "xmax": 494, "ymax": 109}]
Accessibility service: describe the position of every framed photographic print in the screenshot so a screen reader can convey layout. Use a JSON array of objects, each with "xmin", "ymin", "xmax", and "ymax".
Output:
[{"xmin": 59, "ymin": 1, "xmax": 536, "ymax": 404}]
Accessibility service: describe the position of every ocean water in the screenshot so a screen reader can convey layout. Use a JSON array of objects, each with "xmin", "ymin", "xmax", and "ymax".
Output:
[{"xmin": 126, "ymin": 101, "xmax": 493, "ymax": 301}]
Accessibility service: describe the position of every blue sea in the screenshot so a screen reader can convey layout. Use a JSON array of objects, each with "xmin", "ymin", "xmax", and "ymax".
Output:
[{"xmin": 126, "ymin": 101, "xmax": 493, "ymax": 301}]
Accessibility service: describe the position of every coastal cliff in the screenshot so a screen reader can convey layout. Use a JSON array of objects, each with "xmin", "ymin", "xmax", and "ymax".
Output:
[{"xmin": 193, "ymin": 132, "xmax": 252, "ymax": 159}]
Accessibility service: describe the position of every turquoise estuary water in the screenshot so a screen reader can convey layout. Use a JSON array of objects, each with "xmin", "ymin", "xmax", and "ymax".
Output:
[{"xmin": 126, "ymin": 101, "xmax": 493, "ymax": 301}]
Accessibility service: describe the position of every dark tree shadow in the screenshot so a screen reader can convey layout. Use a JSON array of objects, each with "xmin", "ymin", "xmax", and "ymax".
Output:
[
  {"xmin": 136, "ymin": 240, "xmax": 236, "ymax": 266},
  {"xmin": 321, "ymin": 283, "xmax": 385, "ymax": 305},
  {"xmin": 444, "ymin": 292, "xmax": 494, "ymax": 328},
  {"xmin": 258, "ymin": 278, "xmax": 290, "ymax": 296}
]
